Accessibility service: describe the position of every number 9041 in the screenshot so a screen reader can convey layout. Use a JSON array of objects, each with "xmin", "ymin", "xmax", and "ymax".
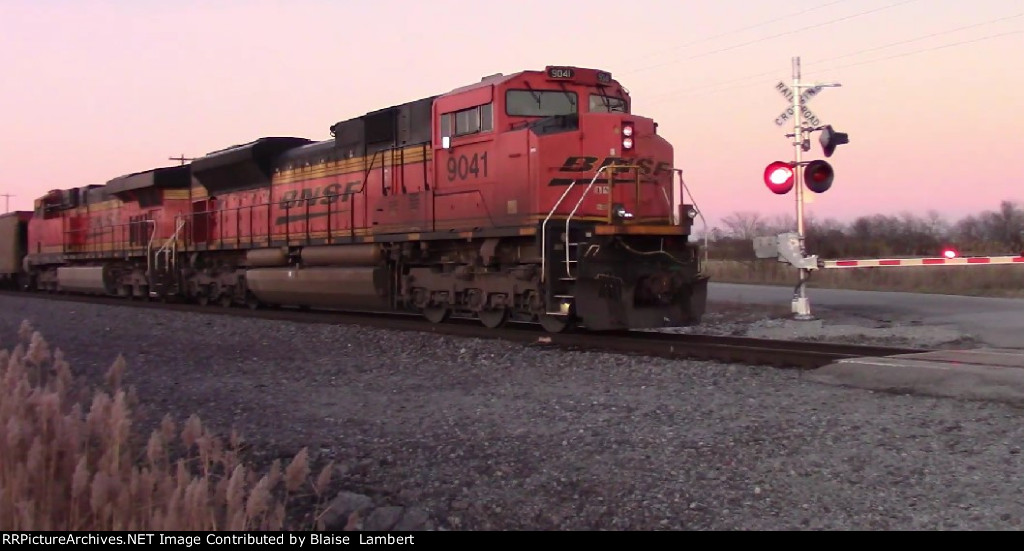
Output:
[{"xmin": 447, "ymin": 152, "xmax": 489, "ymax": 181}]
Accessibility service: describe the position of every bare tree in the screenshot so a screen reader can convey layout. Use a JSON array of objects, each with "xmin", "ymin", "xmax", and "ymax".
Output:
[{"xmin": 719, "ymin": 211, "xmax": 767, "ymax": 240}]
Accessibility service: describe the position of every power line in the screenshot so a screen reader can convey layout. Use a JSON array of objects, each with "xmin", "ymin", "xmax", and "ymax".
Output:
[
  {"xmin": 629, "ymin": 0, "xmax": 922, "ymax": 75},
  {"xmin": 642, "ymin": 17, "xmax": 1023, "ymax": 104},
  {"xmin": 814, "ymin": 11, "xmax": 1022, "ymax": 66},
  {"xmin": 620, "ymin": 0, "xmax": 852, "ymax": 75},
  {"xmin": 650, "ymin": 30, "xmax": 1020, "ymax": 103},
  {"xmin": 813, "ymin": 30, "xmax": 1023, "ymax": 73}
]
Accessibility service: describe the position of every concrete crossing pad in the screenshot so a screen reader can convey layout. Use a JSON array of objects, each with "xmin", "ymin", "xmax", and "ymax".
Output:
[{"xmin": 808, "ymin": 348, "xmax": 1024, "ymax": 404}]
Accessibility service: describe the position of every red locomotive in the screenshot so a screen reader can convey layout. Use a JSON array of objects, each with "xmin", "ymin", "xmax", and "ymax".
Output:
[{"xmin": 3, "ymin": 66, "xmax": 708, "ymax": 332}]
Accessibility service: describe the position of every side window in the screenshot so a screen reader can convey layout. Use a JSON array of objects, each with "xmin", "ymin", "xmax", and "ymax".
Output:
[
  {"xmin": 440, "ymin": 103, "xmax": 494, "ymax": 139},
  {"xmin": 440, "ymin": 113, "xmax": 453, "ymax": 139},
  {"xmin": 480, "ymin": 103, "xmax": 493, "ymax": 132},
  {"xmin": 455, "ymin": 108, "xmax": 480, "ymax": 135}
]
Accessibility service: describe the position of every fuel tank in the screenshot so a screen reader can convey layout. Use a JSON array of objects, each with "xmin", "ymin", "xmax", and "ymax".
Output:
[
  {"xmin": 57, "ymin": 266, "xmax": 115, "ymax": 295},
  {"xmin": 245, "ymin": 266, "xmax": 391, "ymax": 310}
]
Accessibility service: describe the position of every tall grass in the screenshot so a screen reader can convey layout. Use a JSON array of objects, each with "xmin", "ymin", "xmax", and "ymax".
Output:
[
  {"xmin": 706, "ymin": 260, "xmax": 1024, "ymax": 297},
  {"xmin": 0, "ymin": 321, "xmax": 334, "ymax": 531}
]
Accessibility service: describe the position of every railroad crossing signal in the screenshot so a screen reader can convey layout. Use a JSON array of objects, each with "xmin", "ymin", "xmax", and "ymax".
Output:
[
  {"xmin": 819, "ymin": 125, "xmax": 849, "ymax": 157},
  {"xmin": 764, "ymin": 57, "xmax": 845, "ymax": 321},
  {"xmin": 775, "ymin": 81, "xmax": 821, "ymax": 127}
]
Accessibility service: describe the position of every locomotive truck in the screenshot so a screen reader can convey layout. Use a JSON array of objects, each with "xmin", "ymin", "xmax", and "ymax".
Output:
[{"xmin": 1, "ymin": 65, "xmax": 708, "ymax": 332}]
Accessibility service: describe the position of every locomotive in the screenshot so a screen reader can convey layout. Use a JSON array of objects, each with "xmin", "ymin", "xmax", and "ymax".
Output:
[{"xmin": 1, "ymin": 66, "xmax": 708, "ymax": 332}]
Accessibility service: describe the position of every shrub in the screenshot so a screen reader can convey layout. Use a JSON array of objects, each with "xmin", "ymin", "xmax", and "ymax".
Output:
[{"xmin": 0, "ymin": 321, "xmax": 333, "ymax": 530}]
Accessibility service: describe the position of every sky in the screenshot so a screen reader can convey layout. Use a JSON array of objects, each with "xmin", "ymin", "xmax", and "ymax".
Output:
[{"xmin": 1, "ymin": 0, "xmax": 1022, "ymax": 230}]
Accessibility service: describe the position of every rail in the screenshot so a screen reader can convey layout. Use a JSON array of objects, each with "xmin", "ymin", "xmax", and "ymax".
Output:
[
  {"xmin": 0, "ymin": 287, "xmax": 928, "ymax": 370},
  {"xmin": 62, "ymin": 217, "xmax": 156, "ymax": 257}
]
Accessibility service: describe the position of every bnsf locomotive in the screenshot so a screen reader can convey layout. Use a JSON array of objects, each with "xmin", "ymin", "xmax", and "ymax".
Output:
[{"xmin": 0, "ymin": 66, "xmax": 708, "ymax": 332}]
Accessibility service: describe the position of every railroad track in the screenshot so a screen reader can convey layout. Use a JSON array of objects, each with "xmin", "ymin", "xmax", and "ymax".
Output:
[{"xmin": 0, "ymin": 290, "xmax": 925, "ymax": 369}]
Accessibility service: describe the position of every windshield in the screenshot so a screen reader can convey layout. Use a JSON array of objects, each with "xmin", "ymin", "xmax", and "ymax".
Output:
[
  {"xmin": 506, "ymin": 90, "xmax": 578, "ymax": 117},
  {"xmin": 589, "ymin": 94, "xmax": 628, "ymax": 113}
]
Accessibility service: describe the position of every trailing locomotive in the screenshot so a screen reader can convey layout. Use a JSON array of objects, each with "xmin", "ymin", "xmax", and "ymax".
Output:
[{"xmin": 4, "ymin": 66, "xmax": 708, "ymax": 332}]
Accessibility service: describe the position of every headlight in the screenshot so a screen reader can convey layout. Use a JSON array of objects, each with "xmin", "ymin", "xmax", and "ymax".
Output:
[{"xmin": 612, "ymin": 203, "xmax": 634, "ymax": 219}]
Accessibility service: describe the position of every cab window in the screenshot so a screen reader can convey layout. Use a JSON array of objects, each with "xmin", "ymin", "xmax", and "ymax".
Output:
[
  {"xmin": 506, "ymin": 90, "xmax": 578, "ymax": 117},
  {"xmin": 589, "ymin": 94, "xmax": 628, "ymax": 113}
]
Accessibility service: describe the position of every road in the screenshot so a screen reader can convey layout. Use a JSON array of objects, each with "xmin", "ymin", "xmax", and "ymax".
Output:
[{"xmin": 708, "ymin": 282, "xmax": 1024, "ymax": 349}]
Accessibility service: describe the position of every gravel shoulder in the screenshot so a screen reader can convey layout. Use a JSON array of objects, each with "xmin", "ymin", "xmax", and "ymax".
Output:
[
  {"xmin": 660, "ymin": 300, "xmax": 985, "ymax": 350},
  {"xmin": 2, "ymin": 295, "xmax": 1023, "ymax": 530}
]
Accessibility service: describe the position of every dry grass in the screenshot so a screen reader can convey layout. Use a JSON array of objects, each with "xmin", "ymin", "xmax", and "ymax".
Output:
[
  {"xmin": 705, "ymin": 260, "xmax": 1024, "ymax": 297},
  {"xmin": 0, "ymin": 321, "xmax": 335, "ymax": 531}
]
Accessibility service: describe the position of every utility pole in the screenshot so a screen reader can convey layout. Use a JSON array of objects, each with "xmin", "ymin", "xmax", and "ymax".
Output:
[
  {"xmin": 791, "ymin": 57, "xmax": 811, "ymax": 320},
  {"xmin": 1, "ymin": 193, "xmax": 12, "ymax": 214},
  {"xmin": 169, "ymin": 154, "xmax": 195, "ymax": 166}
]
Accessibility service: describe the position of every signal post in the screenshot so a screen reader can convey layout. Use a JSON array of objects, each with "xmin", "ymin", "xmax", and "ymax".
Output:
[
  {"xmin": 757, "ymin": 58, "xmax": 1024, "ymax": 317},
  {"xmin": 762, "ymin": 56, "xmax": 847, "ymax": 320}
]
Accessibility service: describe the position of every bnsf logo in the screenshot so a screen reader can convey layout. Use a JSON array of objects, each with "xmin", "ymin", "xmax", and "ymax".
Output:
[
  {"xmin": 549, "ymin": 156, "xmax": 672, "ymax": 186},
  {"xmin": 558, "ymin": 156, "xmax": 673, "ymax": 175},
  {"xmin": 278, "ymin": 182, "xmax": 360, "ymax": 209}
]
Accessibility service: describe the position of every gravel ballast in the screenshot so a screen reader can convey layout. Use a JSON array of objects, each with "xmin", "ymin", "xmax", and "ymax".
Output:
[{"xmin": 2, "ymin": 294, "xmax": 1023, "ymax": 530}]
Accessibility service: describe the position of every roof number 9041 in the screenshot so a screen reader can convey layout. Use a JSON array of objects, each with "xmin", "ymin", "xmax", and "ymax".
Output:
[{"xmin": 548, "ymin": 68, "xmax": 574, "ymax": 79}]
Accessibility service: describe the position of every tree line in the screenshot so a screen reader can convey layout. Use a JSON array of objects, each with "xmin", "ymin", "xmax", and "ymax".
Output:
[{"xmin": 700, "ymin": 200, "xmax": 1024, "ymax": 260}]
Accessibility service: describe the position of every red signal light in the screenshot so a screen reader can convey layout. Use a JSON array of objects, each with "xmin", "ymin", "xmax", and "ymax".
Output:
[
  {"xmin": 942, "ymin": 248, "xmax": 958, "ymax": 259},
  {"xmin": 763, "ymin": 161, "xmax": 794, "ymax": 194}
]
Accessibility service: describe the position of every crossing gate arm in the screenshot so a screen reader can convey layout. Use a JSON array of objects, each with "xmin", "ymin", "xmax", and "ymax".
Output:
[{"xmin": 821, "ymin": 256, "xmax": 1024, "ymax": 269}]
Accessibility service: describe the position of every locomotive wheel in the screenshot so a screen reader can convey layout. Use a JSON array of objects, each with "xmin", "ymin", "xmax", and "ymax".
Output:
[
  {"xmin": 196, "ymin": 293, "xmax": 210, "ymax": 306},
  {"xmin": 422, "ymin": 306, "xmax": 450, "ymax": 324},
  {"xmin": 538, "ymin": 314, "xmax": 575, "ymax": 334},
  {"xmin": 478, "ymin": 308, "xmax": 509, "ymax": 329},
  {"xmin": 220, "ymin": 294, "xmax": 233, "ymax": 308}
]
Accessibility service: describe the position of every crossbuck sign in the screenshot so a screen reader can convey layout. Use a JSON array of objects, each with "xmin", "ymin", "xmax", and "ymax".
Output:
[{"xmin": 774, "ymin": 81, "xmax": 822, "ymax": 127}]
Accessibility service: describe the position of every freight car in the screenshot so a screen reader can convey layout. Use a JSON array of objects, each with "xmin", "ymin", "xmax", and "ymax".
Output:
[
  {"xmin": 0, "ymin": 211, "xmax": 31, "ymax": 289},
  {"xmin": 9, "ymin": 65, "xmax": 708, "ymax": 332}
]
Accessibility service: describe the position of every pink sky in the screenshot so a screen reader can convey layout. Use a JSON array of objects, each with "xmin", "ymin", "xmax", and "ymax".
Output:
[{"xmin": 2, "ymin": 0, "xmax": 1021, "ymax": 230}]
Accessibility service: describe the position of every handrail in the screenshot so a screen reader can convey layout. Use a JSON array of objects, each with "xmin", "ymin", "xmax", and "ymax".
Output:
[
  {"xmin": 540, "ymin": 163, "xmax": 630, "ymax": 283},
  {"xmin": 675, "ymin": 169, "xmax": 709, "ymax": 272},
  {"xmin": 144, "ymin": 219, "xmax": 158, "ymax": 277},
  {"xmin": 562, "ymin": 164, "xmax": 633, "ymax": 278},
  {"xmin": 539, "ymin": 183, "xmax": 576, "ymax": 284},
  {"xmin": 152, "ymin": 218, "xmax": 185, "ymax": 275},
  {"xmin": 62, "ymin": 218, "xmax": 154, "ymax": 255}
]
